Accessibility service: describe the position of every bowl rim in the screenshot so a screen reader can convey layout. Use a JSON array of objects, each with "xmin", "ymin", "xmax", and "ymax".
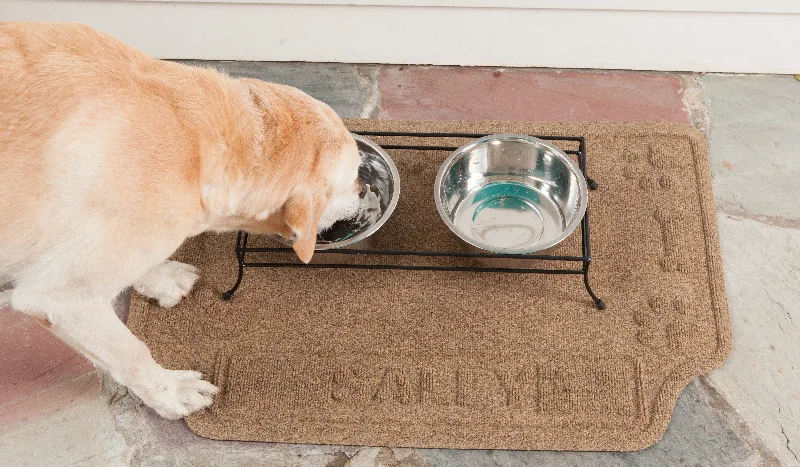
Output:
[
  {"xmin": 433, "ymin": 133, "xmax": 588, "ymax": 255},
  {"xmin": 271, "ymin": 133, "xmax": 401, "ymax": 250}
]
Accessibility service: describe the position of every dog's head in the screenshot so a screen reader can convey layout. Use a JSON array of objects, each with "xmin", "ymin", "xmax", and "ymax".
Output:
[
  {"xmin": 201, "ymin": 79, "xmax": 365, "ymax": 263},
  {"xmin": 277, "ymin": 126, "xmax": 364, "ymax": 264}
]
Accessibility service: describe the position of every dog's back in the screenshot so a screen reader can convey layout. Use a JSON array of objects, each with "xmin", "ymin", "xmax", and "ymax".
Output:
[
  {"xmin": 0, "ymin": 22, "xmax": 365, "ymax": 418},
  {"xmin": 0, "ymin": 23, "xmax": 206, "ymax": 293}
]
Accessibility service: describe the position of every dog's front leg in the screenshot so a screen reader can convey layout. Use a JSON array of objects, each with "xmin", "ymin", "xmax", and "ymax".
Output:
[
  {"xmin": 134, "ymin": 260, "xmax": 199, "ymax": 308},
  {"xmin": 11, "ymin": 291, "xmax": 218, "ymax": 419}
]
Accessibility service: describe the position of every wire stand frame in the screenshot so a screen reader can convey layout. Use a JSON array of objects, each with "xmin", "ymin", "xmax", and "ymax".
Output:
[{"xmin": 222, "ymin": 131, "xmax": 605, "ymax": 310}]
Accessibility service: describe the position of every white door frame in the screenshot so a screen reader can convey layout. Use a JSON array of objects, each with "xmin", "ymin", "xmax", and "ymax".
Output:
[{"xmin": 2, "ymin": 0, "xmax": 799, "ymax": 73}]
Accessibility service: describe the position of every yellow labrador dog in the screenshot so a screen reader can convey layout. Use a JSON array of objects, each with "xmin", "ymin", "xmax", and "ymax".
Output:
[{"xmin": 0, "ymin": 23, "xmax": 365, "ymax": 419}]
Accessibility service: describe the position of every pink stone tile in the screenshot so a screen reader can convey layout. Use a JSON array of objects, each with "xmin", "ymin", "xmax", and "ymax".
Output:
[
  {"xmin": 0, "ymin": 372, "xmax": 100, "ymax": 435},
  {"xmin": 0, "ymin": 306, "xmax": 94, "ymax": 407},
  {"xmin": 378, "ymin": 66, "xmax": 689, "ymax": 123}
]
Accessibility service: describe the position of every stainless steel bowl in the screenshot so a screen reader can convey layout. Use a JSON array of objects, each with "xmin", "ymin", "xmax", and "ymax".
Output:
[
  {"xmin": 434, "ymin": 134, "xmax": 587, "ymax": 255},
  {"xmin": 272, "ymin": 134, "xmax": 400, "ymax": 258}
]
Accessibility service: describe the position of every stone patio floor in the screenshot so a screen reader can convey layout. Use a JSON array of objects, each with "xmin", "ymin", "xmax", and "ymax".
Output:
[{"xmin": 1, "ymin": 63, "xmax": 798, "ymax": 466}]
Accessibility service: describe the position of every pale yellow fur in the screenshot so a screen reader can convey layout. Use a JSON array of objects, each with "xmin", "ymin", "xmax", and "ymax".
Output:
[{"xmin": 0, "ymin": 22, "xmax": 362, "ymax": 419}]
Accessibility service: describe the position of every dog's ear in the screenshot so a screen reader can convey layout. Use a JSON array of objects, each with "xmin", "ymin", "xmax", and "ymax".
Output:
[{"xmin": 283, "ymin": 193, "xmax": 319, "ymax": 263}]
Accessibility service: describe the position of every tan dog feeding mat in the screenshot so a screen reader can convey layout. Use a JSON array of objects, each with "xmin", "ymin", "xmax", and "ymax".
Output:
[{"xmin": 128, "ymin": 120, "xmax": 731, "ymax": 451}]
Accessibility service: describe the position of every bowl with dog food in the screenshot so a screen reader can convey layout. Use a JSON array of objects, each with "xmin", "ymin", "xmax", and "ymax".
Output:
[
  {"xmin": 434, "ymin": 134, "xmax": 587, "ymax": 258},
  {"xmin": 272, "ymin": 133, "xmax": 400, "ymax": 259}
]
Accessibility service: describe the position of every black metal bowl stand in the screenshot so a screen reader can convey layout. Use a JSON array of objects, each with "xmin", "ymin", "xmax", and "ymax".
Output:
[{"xmin": 222, "ymin": 131, "xmax": 605, "ymax": 310}]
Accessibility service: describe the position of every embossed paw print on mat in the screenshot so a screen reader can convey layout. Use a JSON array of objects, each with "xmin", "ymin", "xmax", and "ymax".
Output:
[{"xmin": 127, "ymin": 120, "xmax": 731, "ymax": 451}]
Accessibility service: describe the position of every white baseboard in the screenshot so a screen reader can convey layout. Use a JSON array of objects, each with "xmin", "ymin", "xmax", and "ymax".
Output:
[{"xmin": 2, "ymin": 0, "xmax": 799, "ymax": 73}]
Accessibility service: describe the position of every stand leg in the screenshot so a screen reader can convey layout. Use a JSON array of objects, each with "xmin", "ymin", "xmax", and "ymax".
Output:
[
  {"xmin": 222, "ymin": 232, "xmax": 247, "ymax": 301},
  {"xmin": 221, "ymin": 255, "xmax": 244, "ymax": 301},
  {"xmin": 583, "ymin": 262, "xmax": 606, "ymax": 310},
  {"xmin": 587, "ymin": 177, "xmax": 599, "ymax": 191}
]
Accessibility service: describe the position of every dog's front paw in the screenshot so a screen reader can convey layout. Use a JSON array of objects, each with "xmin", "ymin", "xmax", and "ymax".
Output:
[
  {"xmin": 134, "ymin": 369, "xmax": 219, "ymax": 419},
  {"xmin": 134, "ymin": 261, "xmax": 199, "ymax": 308}
]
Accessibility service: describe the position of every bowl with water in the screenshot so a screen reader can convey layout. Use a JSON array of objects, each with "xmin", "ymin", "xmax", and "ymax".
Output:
[{"xmin": 434, "ymin": 134, "xmax": 587, "ymax": 255}]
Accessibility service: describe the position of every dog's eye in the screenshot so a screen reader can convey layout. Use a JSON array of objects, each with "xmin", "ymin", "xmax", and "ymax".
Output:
[{"xmin": 359, "ymin": 183, "xmax": 369, "ymax": 199}]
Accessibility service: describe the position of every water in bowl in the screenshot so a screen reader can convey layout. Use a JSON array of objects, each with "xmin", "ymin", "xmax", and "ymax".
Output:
[
  {"xmin": 452, "ymin": 181, "xmax": 565, "ymax": 253},
  {"xmin": 316, "ymin": 144, "xmax": 388, "ymax": 244},
  {"xmin": 317, "ymin": 185, "xmax": 382, "ymax": 243}
]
